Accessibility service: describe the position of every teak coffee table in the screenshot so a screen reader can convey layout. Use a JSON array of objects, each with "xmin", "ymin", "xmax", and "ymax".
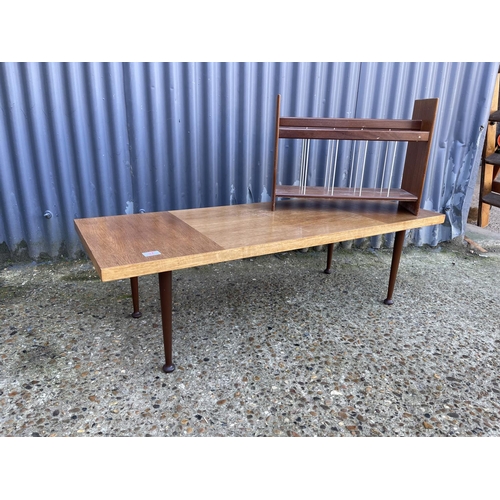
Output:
[{"xmin": 74, "ymin": 199, "xmax": 445, "ymax": 373}]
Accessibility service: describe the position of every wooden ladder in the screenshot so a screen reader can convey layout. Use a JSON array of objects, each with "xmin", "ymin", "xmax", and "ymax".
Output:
[{"xmin": 478, "ymin": 66, "xmax": 500, "ymax": 227}]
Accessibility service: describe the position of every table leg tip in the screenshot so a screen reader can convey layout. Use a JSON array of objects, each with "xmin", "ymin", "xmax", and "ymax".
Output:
[
  {"xmin": 162, "ymin": 364, "xmax": 175, "ymax": 373},
  {"xmin": 131, "ymin": 311, "xmax": 142, "ymax": 318},
  {"xmin": 324, "ymin": 269, "xmax": 332, "ymax": 274},
  {"xmin": 383, "ymin": 298, "xmax": 394, "ymax": 306}
]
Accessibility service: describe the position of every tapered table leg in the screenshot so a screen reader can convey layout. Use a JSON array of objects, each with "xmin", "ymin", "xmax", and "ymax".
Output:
[
  {"xmin": 384, "ymin": 230, "xmax": 405, "ymax": 305},
  {"xmin": 159, "ymin": 271, "xmax": 175, "ymax": 373},
  {"xmin": 130, "ymin": 277, "xmax": 142, "ymax": 318},
  {"xmin": 324, "ymin": 243, "xmax": 334, "ymax": 274}
]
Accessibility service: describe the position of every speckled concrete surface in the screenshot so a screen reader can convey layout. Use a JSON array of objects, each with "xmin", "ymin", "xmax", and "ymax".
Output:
[{"xmin": 1, "ymin": 232, "xmax": 500, "ymax": 437}]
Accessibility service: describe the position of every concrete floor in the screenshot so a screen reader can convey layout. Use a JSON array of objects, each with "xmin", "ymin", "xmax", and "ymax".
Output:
[{"xmin": 1, "ymin": 220, "xmax": 500, "ymax": 437}]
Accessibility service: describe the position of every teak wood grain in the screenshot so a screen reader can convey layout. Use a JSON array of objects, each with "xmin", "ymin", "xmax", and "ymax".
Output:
[{"xmin": 74, "ymin": 200, "xmax": 445, "ymax": 283}]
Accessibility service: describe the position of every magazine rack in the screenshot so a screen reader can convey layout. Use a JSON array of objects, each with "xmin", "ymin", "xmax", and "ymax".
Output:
[{"xmin": 271, "ymin": 95, "xmax": 438, "ymax": 215}]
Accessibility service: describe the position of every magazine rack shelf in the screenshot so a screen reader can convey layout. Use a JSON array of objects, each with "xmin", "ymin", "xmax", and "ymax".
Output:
[{"xmin": 271, "ymin": 95, "xmax": 439, "ymax": 215}]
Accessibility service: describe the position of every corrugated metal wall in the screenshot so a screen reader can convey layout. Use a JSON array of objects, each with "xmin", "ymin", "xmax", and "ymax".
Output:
[{"xmin": 0, "ymin": 62, "xmax": 498, "ymax": 262}]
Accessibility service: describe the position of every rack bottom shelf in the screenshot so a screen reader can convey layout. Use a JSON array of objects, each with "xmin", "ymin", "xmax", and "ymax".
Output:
[
  {"xmin": 482, "ymin": 191, "xmax": 500, "ymax": 208},
  {"xmin": 274, "ymin": 185, "xmax": 418, "ymax": 202}
]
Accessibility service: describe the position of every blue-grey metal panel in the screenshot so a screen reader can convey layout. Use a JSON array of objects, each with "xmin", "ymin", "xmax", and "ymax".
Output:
[{"xmin": 0, "ymin": 62, "xmax": 498, "ymax": 262}]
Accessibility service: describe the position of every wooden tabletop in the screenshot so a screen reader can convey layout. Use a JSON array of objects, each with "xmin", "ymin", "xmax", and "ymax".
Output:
[{"xmin": 74, "ymin": 200, "xmax": 445, "ymax": 282}]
